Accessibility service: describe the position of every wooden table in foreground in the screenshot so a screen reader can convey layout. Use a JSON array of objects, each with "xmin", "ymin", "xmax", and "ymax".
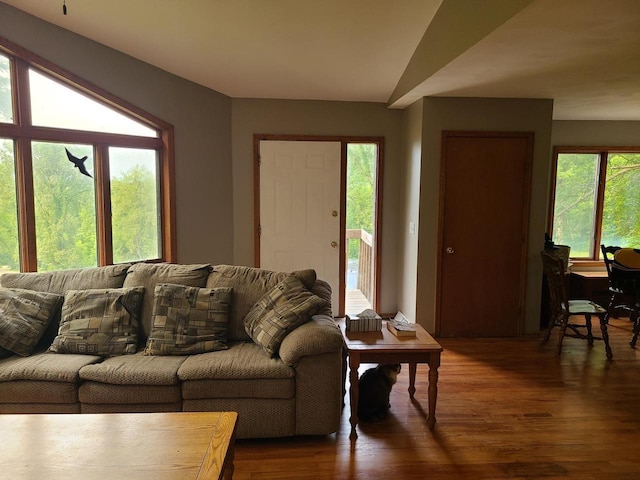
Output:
[
  {"xmin": 338, "ymin": 318, "xmax": 443, "ymax": 439},
  {"xmin": 0, "ymin": 411, "xmax": 238, "ymax": 480}
]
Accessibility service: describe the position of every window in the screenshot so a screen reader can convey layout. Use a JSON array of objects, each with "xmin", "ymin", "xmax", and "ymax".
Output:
[
  {"xmin": 0, "ymin": 138, "xmax": 18, "ymax": 276},
  {"xmin": 549, "ymin": 147, "xmax": 640, "ymax": 260},
  {"xmin": 0, "ymin": 40, "xmax": 175, "ymax": 273},
  {"xmin": 345, "ymin": 142, "xmax": 379, "ymax": 314}
]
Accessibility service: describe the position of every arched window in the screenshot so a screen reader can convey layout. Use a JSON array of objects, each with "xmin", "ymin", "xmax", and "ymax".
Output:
[{"xmin": 0, "ymin": 36, "xmax": 175, "ymax": 273}]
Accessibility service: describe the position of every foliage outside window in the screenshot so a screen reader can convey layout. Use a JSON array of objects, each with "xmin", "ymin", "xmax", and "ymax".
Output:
[
  {"xmin": 0, "ymin": 39, "xmax": 175, "ymax": 273},
  {"xmin": 345, "ymin": 142, "xmax": 379, "ymax": 310},
  {"xmin": 346, "ymin": 143, "xmax": 376, "ymax": 260},
  {"xmin": 550, "ymin": 147, "xmax": 640, "ymax": 259}
]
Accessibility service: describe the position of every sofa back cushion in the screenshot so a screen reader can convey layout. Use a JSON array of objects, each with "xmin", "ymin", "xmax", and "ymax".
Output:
[
  {"xmin": 206, "ymin": 265, "xmax": 316, "ymax": 342},
  {"xmin": 0, "ymin": 264, "xmax": 131, "ymax": 294},
  {"xmin": 0, "ymin": 264, "xmax": 131, "ymax": 349},
  {"xmin": 309, "ymin": 279, "xmax": 333, "ymax": 317},
  {"xmin": 122, "ymin": 263, "xmax": 212, "ymax": 343}
]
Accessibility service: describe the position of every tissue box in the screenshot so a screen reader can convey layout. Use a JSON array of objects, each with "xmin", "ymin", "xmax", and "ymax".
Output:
[{"xmin": 345, "ymin": 314, "xmax": 382, "ymax": 332}]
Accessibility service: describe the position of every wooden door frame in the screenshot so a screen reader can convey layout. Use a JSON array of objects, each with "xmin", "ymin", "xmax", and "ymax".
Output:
[
  {"xmin": 435, "ymin": 130, "xmax": 534, "ymax": 336},
  {"xmin": 253, "ymin": 134, "xmax": 384, "ymax": 317}
]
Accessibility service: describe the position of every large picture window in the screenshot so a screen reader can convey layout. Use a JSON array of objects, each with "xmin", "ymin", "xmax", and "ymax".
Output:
[
  {"xmin": 549, "ymin": 147, "xmax": 640, "ymax": 260},
  {"xmin": 0, "ymin": 38, "xmax": 175, "ymax": 273}
]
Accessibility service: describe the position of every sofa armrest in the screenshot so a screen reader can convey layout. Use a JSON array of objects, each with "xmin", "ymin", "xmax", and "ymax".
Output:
[{"xmin": 279, "ymin": 314, "xmax": 344, "ymax": 366}]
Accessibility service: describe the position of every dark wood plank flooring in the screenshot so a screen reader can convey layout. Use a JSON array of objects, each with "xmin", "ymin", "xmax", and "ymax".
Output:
[{"xmin": 233, "ymin": 317, "xmax": 640, "ymax": 479}]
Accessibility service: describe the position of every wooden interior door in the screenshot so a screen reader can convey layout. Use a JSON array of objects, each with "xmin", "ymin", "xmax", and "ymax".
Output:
[{"xmin": 437, "ymin": 131, "xmax": 533, "ymax": 337}]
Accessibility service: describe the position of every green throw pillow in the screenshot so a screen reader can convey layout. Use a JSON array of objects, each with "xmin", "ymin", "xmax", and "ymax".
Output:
[
  {"xmin": 0, "ymin": 287, "xmax": 63, "ymax": 356},
  {"xmin": 144, "ymin": 284, "xmax": 233, "ymax": 355},
  {"xmin": 244, "ymin": 275, "xmax": 326, "ymax": 358},
  {"xmin": 49, "ymin": 287, "xmax": 144, "ymax": 356}
]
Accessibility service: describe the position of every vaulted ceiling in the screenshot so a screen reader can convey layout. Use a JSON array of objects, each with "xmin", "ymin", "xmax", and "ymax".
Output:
[{"xmin": 3, "ymin": 0, "xmax": 640, "ymax": 120}]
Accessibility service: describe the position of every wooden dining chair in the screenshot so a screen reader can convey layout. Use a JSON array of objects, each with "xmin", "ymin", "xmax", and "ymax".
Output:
[
  {"xmin": 540, "ymin": 251, "xmax": 613, "ymax": 359},
  {"xmin": 601, "ymin": 245, "xmax": 640, "ymax": 347}
]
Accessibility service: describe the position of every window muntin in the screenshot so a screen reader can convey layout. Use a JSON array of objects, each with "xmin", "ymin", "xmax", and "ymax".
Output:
[
  {"xmin": 0, "ymin": 138, "xmax": 19, "ymax": 273},
  {"xmin": 110, "ymin": 147, "xmax": 160, "ymax": 264},
  {"xmin": 550, "ymin": 148, "xmax": 640, "ymax": 260},
  {"xmin": 0, "ymin": 54, "xmax": 12, "ymax": 123},
  {"xmin": 29, "ymin": 69, "xmax": 157, "ymax": 137}
]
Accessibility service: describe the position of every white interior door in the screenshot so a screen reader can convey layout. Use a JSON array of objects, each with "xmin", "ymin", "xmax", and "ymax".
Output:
[{"xmin": 259, "ymin": 140, "xmax": 341, "ymax": 314}]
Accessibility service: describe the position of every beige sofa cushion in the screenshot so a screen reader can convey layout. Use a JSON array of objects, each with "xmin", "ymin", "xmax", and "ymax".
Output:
[
  {"xmin": 79, "ymin": 351, "xmax": 187, "ymax": 385},
  {"xmin": 179, "ymin": 342, "xmax": 295, "ymax": 399},
  {"xmin": 0, "ymin": 264, "xmax": 131, "ymax": 294},
  {"xmin": 0, "ymin": 351, "xmax": 101, "ymax": 383},
  {"xmin": 123, "ymin": 263, "xmax": 212, "ymax": 342},
  {"xmin": 206, "ymin": 265, "xmax": 316, "ymax": 342},
  {"xmin": 309, "ymin": 279, "xmax": 333, "ymax": 317},
  {"xmin": 144, "ymin": 284, "xmax": 232, "ymax": 356},
  {"xmin": 177, "ymin": 342, "xmax": 294, "ymax": 381},
  {"xmin": 0, "ymin": 380, "xmax": 78, "ymax": 404},
  {"xmin": 79, "ymin": 383, "xmax": 181, "ymax": 405}
]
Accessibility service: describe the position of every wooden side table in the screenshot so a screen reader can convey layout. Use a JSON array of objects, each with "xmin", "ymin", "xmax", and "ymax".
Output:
[{"xmin": 338, "ymin": 318, "xmax": 443, "ymax": 439}]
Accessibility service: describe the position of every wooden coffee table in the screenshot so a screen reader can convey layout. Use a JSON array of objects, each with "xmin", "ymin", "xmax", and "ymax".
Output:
[
  {"xmin": 0, "ymin": 411, "xmax": 238, "ymax": 479},
  {"xmin": 338, "ymin": 318, "xmax": 443, "ymax": 439}
]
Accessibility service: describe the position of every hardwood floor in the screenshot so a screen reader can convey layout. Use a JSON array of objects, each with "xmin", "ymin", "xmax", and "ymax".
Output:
[{"xmin": 233, "ymin": 317, "xmax": 640, "ymax": 479}]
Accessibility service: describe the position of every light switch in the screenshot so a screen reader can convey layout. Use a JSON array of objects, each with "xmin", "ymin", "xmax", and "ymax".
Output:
[{"xmin": 409, "ymin": 222, "xmax": 415, "ymax": 234}]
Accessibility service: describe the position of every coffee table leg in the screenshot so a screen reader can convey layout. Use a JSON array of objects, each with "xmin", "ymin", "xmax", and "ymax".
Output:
[
  {"xmin": 348, "ymin": 353, "xmax": 360, "ymax": 440},
  {"xmin": 427, "ymin": 353, "xmax": 441, "ymax": 429},
  {"xmin": 408, "ymin": 362, "xmax": 417, "ymax": 398}
]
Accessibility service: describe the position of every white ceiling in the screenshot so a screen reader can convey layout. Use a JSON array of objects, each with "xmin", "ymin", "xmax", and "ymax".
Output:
[{"xmin": 3, "ymin": 0, "xmax": 640, "ymax": 120}]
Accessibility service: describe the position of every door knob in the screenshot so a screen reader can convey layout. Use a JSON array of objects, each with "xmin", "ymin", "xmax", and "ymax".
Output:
[
  {"xmin": 331, "ymin": 241, "xmax": 338, "ymax": 248},
  {"xmin": 332, "ymin": 210, "xmax": 338, "ymax": 217},
  {"xmin": 446, "ymin": 247, "xmax": 455, "ymax": 254}
]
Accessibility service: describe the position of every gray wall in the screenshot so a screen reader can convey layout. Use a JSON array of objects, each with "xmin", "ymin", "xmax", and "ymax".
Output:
[
  {"xmin": 410, "ymin": 97, "xmax": 554, "ymax": 334},
  {"xmin": 0, "ymin": 2, "xmax": 234, "ymax": 265},
  {"xmin": 231, "ymin": 99, "xmax": 403, "ymax": 314},
  {"xmin": 396, "ymin": 99, "xmax": 424, "ymax": 322},
  {"xmin": 552, "ymin": 121, "xmax": 640, "ymax": 146}
]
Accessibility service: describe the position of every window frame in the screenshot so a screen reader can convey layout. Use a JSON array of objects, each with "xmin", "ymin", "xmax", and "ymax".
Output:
[
  {"xmin": 0, "ymin": 35, "xmax": 176, "ymax": 271},
  {"xmin": 548, "ymin": 145, "xmax": 640, "ymax": 264}
]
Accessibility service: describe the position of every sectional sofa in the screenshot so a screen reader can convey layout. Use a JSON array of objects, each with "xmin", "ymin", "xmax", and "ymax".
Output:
[{"xmin": 0, "ymin": 263, "xmax": 345, "ymax": 439}]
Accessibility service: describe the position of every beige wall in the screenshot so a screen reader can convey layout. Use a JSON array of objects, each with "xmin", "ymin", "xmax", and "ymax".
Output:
[
  {"xmin": 0, "ymin": 3, "xmax": 234, "ymax": 265},
  {"xmin": 396, "ymin": 99, "xmax": 424, "ymax": 322},
  {"xmin": 552, "ymin": 120, "xmax": 640, "ymax": 146},
  {"xmin": 231, "ymin": 99, "xmax": 403, "ymax": 314},
  {"xmin": 413, "ymin": 97, "xmax": 554, "ymax": 334}
]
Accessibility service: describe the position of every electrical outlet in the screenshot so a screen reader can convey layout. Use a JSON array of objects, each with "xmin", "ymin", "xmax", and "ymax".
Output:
[{"xmin": 409, "ymin": 222, "xmax": 415, "ymax": 234}]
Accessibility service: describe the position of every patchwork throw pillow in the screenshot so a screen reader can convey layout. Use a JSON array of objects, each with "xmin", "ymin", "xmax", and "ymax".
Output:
[
  {"xmin": 122, "ymin": 262, "xmax": 212, "ymax": 343},
  {"xmin": 0, "ymin": 347, "xmax": 14, "ymax": 358},
  {"xmin": 49, "ymin": 287, "xmax": 145, "ymax": 356},
  {"xmin": 144, "ymin": 284, "xmax": 233, "ymax": 355},
  {"xmin": 244, "ymin": 275, "xmax": 326, "ymax": 358},
  {"xmin": 0, "ymin": 287, "xmax": 63, "ymax": 356}
]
